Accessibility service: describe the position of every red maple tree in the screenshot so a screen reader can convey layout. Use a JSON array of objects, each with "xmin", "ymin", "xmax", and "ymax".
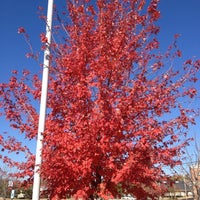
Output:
[{"xmin": 0, "ymin": 0, "xmax": 200, "ymax": 199}]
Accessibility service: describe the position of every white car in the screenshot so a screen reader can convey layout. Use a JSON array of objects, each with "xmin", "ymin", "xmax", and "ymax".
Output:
[
  {"xmin": 17, "ymin": 192, "xmax": 25, "ymax": 199},
  {"xmin": 122, "ymin": 195, "xmax": 136, "ymax": 200}
]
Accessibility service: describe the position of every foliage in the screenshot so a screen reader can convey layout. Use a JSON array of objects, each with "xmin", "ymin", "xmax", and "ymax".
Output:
[{"xmin": 0, "ymin": 0, "xmax": 200, "ymax": 199}]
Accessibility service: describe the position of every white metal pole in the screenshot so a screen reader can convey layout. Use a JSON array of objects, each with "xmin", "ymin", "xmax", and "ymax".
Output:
[{"xmin": 32, "ymin": 0, "xmax": 54, "ymax": 199}]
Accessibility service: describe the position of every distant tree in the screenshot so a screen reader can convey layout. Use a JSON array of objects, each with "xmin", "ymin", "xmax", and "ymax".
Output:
[
  {"xmin": 0, "ymin": 0, "xmax": 200, "ymax": 199},
  {"xmin": 171, "ymin": 138, "xmax": 200, "ymax": 200},
  {"xmin": 0, "ymin": 165, "xmax": 18, "ymax": 200},
  {"xmin": 0, "ymin": 167, "xmax": 9, "ymax": 199}
]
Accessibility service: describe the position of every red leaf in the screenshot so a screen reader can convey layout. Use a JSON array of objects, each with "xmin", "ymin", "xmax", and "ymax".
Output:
[
  {"xmin": 18, "ymin": 27, "xmax": 26, "ymax": 34},
  {"xmin": 40, "ymin": 33, "xmax": 48, "ymax": 43}
]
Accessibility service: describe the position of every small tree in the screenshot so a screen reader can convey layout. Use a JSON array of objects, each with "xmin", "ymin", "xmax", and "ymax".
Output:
[{"xmin": 0, "ymin": 0, "xmax": 200, "ymax": 199}]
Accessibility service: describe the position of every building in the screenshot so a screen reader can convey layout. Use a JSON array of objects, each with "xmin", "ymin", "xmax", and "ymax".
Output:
[{"xmin": 163, "ymin": 177, "xmax": 192, "ymax": 198}]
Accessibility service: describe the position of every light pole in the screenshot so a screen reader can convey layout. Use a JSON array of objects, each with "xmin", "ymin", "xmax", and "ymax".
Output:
[{"xmin": 32, "ymin": 0, "xmax": 54, "ymax": 199}]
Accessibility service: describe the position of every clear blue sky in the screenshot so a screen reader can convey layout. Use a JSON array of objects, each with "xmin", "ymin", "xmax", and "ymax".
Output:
[
  {"xmin": 0, "ymin": 1, "xmax": 200, "ymax": 163},
  {"xmin": 0, "ymin": 0, "xmax": 45, "ymax": 82}
]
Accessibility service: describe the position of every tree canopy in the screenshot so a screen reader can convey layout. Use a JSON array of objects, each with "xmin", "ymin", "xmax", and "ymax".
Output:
[{"xmin": 0, "ymin": 0, "xmax": 200, "ymax": 199}]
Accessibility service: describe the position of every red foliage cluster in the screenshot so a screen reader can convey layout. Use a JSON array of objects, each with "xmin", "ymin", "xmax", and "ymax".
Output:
[
  {"xmin": 0, "ymin": 0, "xmax": 200, "ymax": 199},
  {"xmin": 40, "ymin": 33, "xmax": 48, "ymax": 44},
  {"xmin": 18, "ymin": 27, "xmax": 26, "ymax": 34}
]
